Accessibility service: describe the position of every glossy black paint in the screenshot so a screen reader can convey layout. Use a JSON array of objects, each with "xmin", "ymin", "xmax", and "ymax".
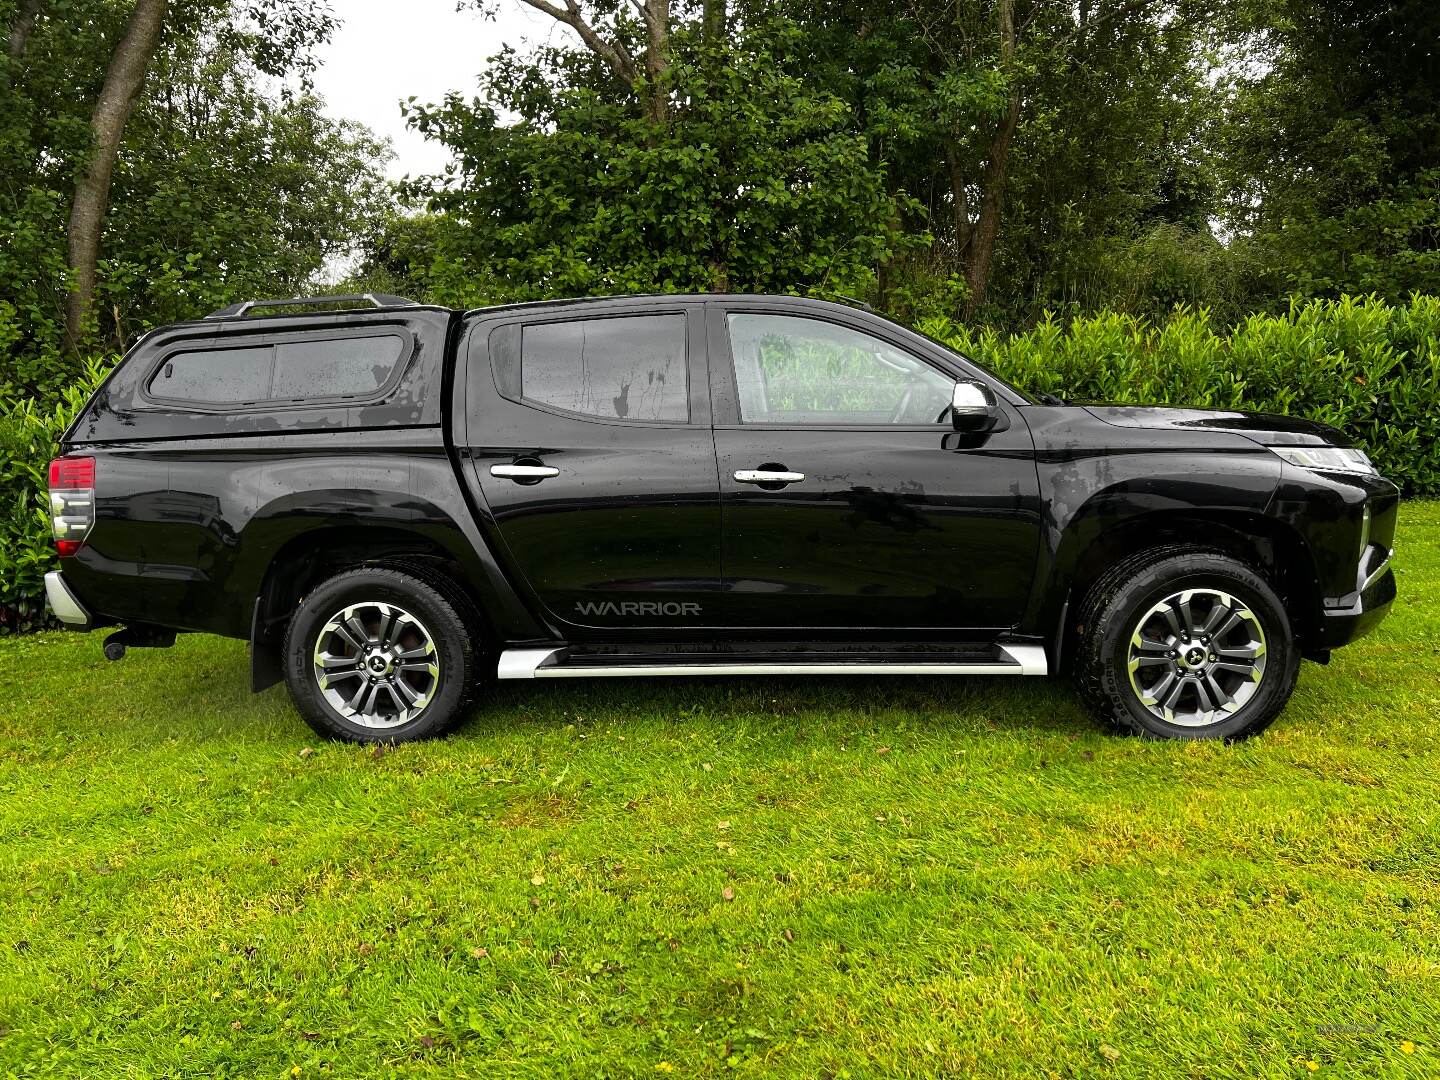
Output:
[
  {"xmin": 1270, "ymin": 462, "xmax": 1399, "ymax": 650},
  {"xmin": 704, "ymin": 300, "xmax": 1040, "ymax": 630},
  {"xmin": 1086, "ymin": 405, "xmax": 1359, "ymax": 446},
  {"xmin": 57, "ymin": 293, "xmax": 1398, "ymax": 674},
  {"xmin": 60, "ymin": 429, "xmax": 542, "ymax": 641},
  {"xmin": 62, "ymin": 306, "xmax": 543, "ymax": 644},
  {"xmin": 458, "ymin": 301, "xmax": 723, "ymax": 634}
]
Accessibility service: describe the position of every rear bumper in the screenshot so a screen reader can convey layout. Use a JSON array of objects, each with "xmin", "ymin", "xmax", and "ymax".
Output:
[
  {"xmin": 44, "ymin": 571, "xmax": 94, "ymax": 630},
  {"xmin": 1315, "ymin": 552, "xmax": 1396, "ymax": 650}
]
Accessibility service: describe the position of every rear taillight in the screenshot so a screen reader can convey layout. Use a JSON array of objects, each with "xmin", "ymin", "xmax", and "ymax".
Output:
[{"xmin": 48, "ymin": 456, "xmax": 95, "ymax": 557}]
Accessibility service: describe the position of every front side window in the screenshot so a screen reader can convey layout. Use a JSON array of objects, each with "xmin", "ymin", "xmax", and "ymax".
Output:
[
  {"xmin": 148, "ymin": 333, "xmax": 406, "ymax": 405},
  {"xmin": 511, "ymin": 314, "xmax": 688, "ymax": 422},
  {"xmin": 727, "ymin": 313, "xmax": 954, "ymax": 425}
]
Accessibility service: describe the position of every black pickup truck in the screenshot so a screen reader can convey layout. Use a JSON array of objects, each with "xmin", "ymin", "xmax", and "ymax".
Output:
[{"xmin": 44, "ymin": 292, "xmax": 1397, "ymax": 742}]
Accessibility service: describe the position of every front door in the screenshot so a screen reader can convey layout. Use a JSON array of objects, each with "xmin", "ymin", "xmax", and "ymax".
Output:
[
  {"xmin": 709, "ymin": 304, "xmax": 1041, "ymax": 631},
  {"xmin": 460, "ymin": 303, "xmax": 722, "ymax": 635}
]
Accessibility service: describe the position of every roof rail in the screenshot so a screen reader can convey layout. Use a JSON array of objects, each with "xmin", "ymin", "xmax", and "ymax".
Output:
[{"xmin": 205, "ymin": 293, "xmax": 420, "ymax": 320}]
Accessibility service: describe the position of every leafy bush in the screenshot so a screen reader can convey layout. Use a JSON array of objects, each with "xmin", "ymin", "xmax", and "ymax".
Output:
[
  {"xmin": 924, "ymin": 294, "xmax": 1440, "ymax": 494},
  {"xmin": 0, "ymin": 357, "xmax": 114, "ymax": 633}
]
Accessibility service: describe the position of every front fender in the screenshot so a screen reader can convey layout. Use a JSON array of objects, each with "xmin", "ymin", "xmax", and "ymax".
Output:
[{"xmin": 1019, "ymin": 407, "xmax": 1284, "ymax": 642}]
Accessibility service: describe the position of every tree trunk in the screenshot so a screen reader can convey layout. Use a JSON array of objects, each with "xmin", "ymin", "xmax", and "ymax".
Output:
[
  {"xmin": 962, "ymin": 0, "xmax": 1020, "ymax": 317},
  {"xmin": 6, "ymin": 0, "xmax": 42, "ymax": 63},
  {"xmin": 946, "ymin": 139, "xmax": 972, "ymax": 260},
  {"xmin": 64, "ymin": 0, "xmax": 168, "ymax": 349},
  {"xmin": 962, "ymin": 89, "xmax": 1019, "ymax": 315},
  {"xmin": 702, "ymin": 0, "xmax": 725, "ymax": 45},
  {"xmin": 641, "ymin": 0, "xmax": 670, "ymax": 127}
]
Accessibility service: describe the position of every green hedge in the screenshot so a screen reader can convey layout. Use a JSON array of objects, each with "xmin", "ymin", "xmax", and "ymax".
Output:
[
  {"xmin": 1, "ymin": 357, "xmax": 112, "ymax": 632},
  {"xmin": 2, "ymin": 296, "xmax": 1438, "ymax": 630},
  {"xmin": 922, "ymin": 294, "xmax": 1440, "ymax": 494}
]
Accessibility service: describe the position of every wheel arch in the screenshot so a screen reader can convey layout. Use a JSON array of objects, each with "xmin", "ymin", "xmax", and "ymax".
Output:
[
  {"xmin": 1054, "ymin": 509, "xmax": 1321, "ymax": 669},
  {"xmin": 248, "ymin": 523, "xmax": 496, "ymax": 692}
]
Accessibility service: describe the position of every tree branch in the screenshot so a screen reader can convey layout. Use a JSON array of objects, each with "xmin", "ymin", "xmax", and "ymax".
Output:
[
  {"xmin": 518, "ymin": 0, "xmax": 639, "ymax": 86},
  {"xmin": 626, "ymin": 0, "xmax": 657, "ymax": 35},
  {"xmin": 1062, "ymin": 0, "xmax": 1158, "ymax": 44},
  {"xmin": 6, "ymin": 0, "xmax": 43, "ymax": 63}
]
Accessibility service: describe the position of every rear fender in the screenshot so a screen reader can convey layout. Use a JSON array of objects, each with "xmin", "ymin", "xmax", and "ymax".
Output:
[{"xmin": 239, "ymin": 467, "xmax": 543, "ymax": 622}]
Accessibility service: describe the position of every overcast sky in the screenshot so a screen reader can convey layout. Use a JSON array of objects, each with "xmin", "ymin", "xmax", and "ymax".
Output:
[{"xmin": 309, "ymin": 0, "xmax": 577, "ymax": 182}]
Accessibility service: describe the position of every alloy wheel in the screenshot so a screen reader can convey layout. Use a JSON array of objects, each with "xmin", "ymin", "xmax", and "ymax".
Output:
[
  {"xmin": 1126, "ymin": 587, "xmax": 1267, "ymax": 727},
  {"xmin": 312, "ymin": 600, "xmax": 440, "ymax": 728}
]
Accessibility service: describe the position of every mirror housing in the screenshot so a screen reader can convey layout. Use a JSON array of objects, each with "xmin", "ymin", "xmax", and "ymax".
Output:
[{"xmin": 949, "ymin": 379, "xmax": 1007, "ymax": 433}]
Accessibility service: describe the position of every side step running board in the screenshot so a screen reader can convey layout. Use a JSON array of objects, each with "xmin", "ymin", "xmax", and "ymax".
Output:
[{"xmin": 497, "ymin": 644, "xmax": 1048, "ymax": 679}]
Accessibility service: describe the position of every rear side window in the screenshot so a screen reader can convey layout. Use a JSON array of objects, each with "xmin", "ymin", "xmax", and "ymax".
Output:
[
  {"xmin": 272, "ymin": 336, "xmax": 403, "ymax": 398},
  {"xmin": 498, "ymin": 314, "xmax": 688, "ymax": 422},
  {"xmin": 150, "ymin": 345, "xmax": 273, "ymax": 404},
  {"xmin": 148, "ymin": 333, "xmax": 406, "ymax": 405}
]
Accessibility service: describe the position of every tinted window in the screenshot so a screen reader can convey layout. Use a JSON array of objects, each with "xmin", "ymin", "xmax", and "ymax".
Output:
[
  {"xmin": 727, "ymin": 313, "xmax": 953, "ymax": 425},
  {"xmin": 519, "ymin": 315, "xmax": 687, "ymax": 422},
  {"xmin": 149, "ymin": 334, "xmax": 405, "ymax": 405},
  {"xmin": 149, "ymin": 346, "xmax": 273, "ymax": 403},
  {"xmin": 272, "ymin": 335, "xmax": 404, "ymax": 398}
]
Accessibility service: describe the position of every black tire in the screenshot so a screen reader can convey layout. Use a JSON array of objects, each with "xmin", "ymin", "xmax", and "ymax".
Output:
[
  {"xmin": 282, "ymin": 567, "xmax": 478, "ymax": 743},
  {"xmin": 1073, "ymin": 546, "xmax": 1299, "ymax": 740}
]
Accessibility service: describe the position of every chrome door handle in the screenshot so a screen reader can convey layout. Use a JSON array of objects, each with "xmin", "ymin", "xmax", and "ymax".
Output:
[
  {"xmin": 490, "ymin": 464, "xmax": 560, "ymax": 480},
  {"xmin": 734, "ymin": 469, "xmax": 805, "ymax": 485}
]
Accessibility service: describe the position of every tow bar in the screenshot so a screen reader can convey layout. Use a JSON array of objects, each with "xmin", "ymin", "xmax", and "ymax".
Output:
[{"xmin": 103, "ymin": 626, "xmax": 177, "ymax": 661}]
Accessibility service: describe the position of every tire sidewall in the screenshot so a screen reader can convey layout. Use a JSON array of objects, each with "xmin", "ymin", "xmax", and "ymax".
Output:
[
  {"xmin": 1099, "ymin": 559, "xmax": 1296, "ymax": 741},
  {"xmin": 283, "ymin": 571, "xmax": 471, "ymax": 742}
]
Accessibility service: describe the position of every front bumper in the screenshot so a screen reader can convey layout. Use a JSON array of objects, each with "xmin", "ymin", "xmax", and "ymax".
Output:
[
  {"xmin": 45, "ymin": 571, "xmax": 94, "ymax": 630},
  {"xmin": 1315, "ymin": 546, "xmax": 1396, "ymax": 650},
  {"xmin": 1268, "ymin": 463, "xmax": 1399, "ymax": 654}
]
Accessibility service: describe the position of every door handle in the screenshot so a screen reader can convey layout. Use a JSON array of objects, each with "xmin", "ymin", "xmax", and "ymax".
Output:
[
  {"xmin": 734, "ymin": 469, "xmax": 805, "ymax": 485},
  {"xmin": 491, "ymin": 464, "xmax": 560, "ymax": 481}
]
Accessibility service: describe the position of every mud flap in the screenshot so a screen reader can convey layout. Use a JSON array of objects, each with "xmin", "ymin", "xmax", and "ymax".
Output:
[{"xmin": 250, "ymin": 598, "xmax": 285, "ymax": 692}]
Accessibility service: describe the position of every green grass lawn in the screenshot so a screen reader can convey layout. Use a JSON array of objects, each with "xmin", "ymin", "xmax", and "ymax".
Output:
[{"xmin": 1, "ymin": 506, "xmax": 1438, "ymax": 1078}]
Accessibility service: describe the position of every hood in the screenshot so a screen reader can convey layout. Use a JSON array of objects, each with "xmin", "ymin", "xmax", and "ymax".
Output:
[{"xmin": 1083, "ymin": 406, "xmax": 1351, "ymax": 448}]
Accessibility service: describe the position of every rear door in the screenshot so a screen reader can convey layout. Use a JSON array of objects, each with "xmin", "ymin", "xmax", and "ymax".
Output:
[
  {"xmin": 458, "ymin": 302, "xmax": 722, "ymax": 635},
  {"xmin": 708, "ymin": 302, "xmax": 1041, "ymax": 631}
]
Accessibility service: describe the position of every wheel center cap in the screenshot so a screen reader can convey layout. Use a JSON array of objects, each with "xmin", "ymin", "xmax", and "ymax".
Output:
[
  {"xmin": 366, "ymin": 653, "xmax": 392, "ymax": 675},
  {"xmin": 1181, "ymin": 645, "xmax": 1207, "ymax": 670}
]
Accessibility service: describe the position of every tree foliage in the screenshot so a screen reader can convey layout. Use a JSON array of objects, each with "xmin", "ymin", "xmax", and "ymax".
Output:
[
  {"xmin": 397, "ymin": 6, "xmax": 920, "ymax": 304},
  {"xmin": 383, "ymin": 0, "xmax": 1282, "ymax": 324},
  {"xmin": 0, "ymin": 0, "xmax": 391, "ymax": 397},
  {"xmin": 379, "ymin": 0, "xmax": 1436, "ymax": 325},
  {"xmin": 777, "ymin": 0, "xmax": 1229, "ymax": 321},
  {"xmin": 1219, "ymin": 0, "xmax": 1440, "ymax": 301}
]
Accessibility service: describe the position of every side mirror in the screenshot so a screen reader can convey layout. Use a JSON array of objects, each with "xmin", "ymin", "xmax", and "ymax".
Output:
[{"xmin": 949, "ymin": 379, "xmax": 1007, "ymax": 433}]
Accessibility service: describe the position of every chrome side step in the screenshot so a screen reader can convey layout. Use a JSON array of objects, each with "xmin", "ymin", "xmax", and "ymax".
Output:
[
  {"xmin": 497, "ymin": 647, "xmax": 569, "ymax": 680},
  {"xmin": 496, "ymin": 644, "xmax": 1048, "ymax": 679}
]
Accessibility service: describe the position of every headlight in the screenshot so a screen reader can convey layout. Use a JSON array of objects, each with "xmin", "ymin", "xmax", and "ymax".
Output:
[{"xmin": 1269, "ymin": 446, "xmax": 1376, "ymax": 475}]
